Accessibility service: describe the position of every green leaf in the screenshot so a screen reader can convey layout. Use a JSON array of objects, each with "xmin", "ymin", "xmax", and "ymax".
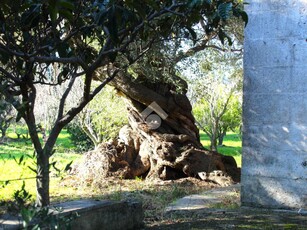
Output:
[
  {"xmin": 21, "ymin": 180, "xmax": 26, "ymax": 190},
  {"xmin": 132, "ymin": 2, "xmax": 146, "ymax": 19},
  {"xmin": 48, "ymin": 1, "xmax": 59, "ymax": 23},
  {"xmin": 218, "ymin": 2, "xmax": 232, "ymax": 21},
  {"xmin": 49, "ymin": 149, "xmax": 56, "ymax": 157},
  {"xmin": 57, "ymin": 42, "xmax": 70, "ymax": 58},
  {"xmin": 64, "ymin": 160, "xmax": 73, "ymax": 172},
  {"xmin": 59, "ymin": 9, "xmax": 73, "ymax": 22},
  {"xmin": 211, "ymin": 13, "xmax": 221, "ymax": 28},
  {"xmin": 56, "ymin": 0, "xmax": 74, "ymax": 22},
  {"xmin": 143, "ymin": 0, "xmax": 160, "ymax": 10},
  {"xmin": 50, "ymin": 8, "xmax": 59, "ymax": 22},
  {"xmin": 95, "ymin": 7, "xmax": 108, "ymax": 25},
  {"xmin": 107, "ymin": 5, "xmax": 119, "ymax": 44},
  {"xmin": 218, "ymin": 29, "xmax": 232, "ymax": 46},
  {"xmin": 28, "ymin": 166, "xmax": 37, "ymax": 173},
  {"xmin": 21, "ymin": 4, "xmax": 41, "ymax": 29},
  {"xmin": 1, "ymin": 180, "xmax": 10, "ymax": 188},
  {"xmin": 187, "ymin": 27, "xmax": 197, "ymax": 45},
  {"xmin": 50, "ymin": 161, "xmax": 60, "ymax": 172},
  {"xmin": 16, "ymin": 101, "xmax": 27, "ymax": 122},
  {"xmin": 19, "ymin": 155, "xmax": 24, "ymax": 165},
  {"xmin": 0, "ymin": 50, "xmax": 10, "ymax": 65},
  {"xmin": 0, "ymin": 10, "xmax": 4, "ymax": 23},
  {"xmin": 16, "ymin": 111, "xmax": 23, "ymax": 122},
  {"xmin": 58, "ymin": 0, "xmax": 75, "ymax": 10},
  {"xmin": 187, "ymin": 27, "xmax": 197, "ymax": 43},
  {"xmin": 240, "ymin": 11, "xmax": 248, "ymax": 27},
  {"xmin": 189, "ymin": 0, "xmax": 211, "ymax": 8},
  {"xmin": 13, "ymin": 156, "xmax": 18, "ymax": 164},
  {"xmin": 232, "ymin": 8, "xmax": 248, "ymax": 27}
]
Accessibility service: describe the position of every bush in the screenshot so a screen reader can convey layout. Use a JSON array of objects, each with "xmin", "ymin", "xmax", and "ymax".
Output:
[{"xmin": 66, "ymin": 124, "xmax": 93, "ymax": 152}]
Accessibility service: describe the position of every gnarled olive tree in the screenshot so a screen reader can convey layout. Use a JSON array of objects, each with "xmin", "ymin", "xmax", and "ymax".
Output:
[
  {"xmin": 79, "ymin": 1, "xmax": 246, "ymax": 184},
  {"xmin": 0, "ymin": 0, "xmax": 246, "ymax": 206},
  {"xmin": 86, "ymin": 49, "xmax": 240, "ymax": 184}
]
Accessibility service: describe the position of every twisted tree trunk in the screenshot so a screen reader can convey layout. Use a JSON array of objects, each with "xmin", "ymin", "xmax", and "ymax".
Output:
[{"xmin": 77, "ymin": 71, "xmax": 240, "ymax": 185}]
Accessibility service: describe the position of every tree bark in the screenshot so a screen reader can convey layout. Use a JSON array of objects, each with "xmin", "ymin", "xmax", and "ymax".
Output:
[
  {"xmin": 25, "ymin": 117, "xmax": 51, "ymax": 206},
  {"xmin": 210, "ymin": 134, "xmax": 218, "ymax": 151},
  {"xmin": 0, "ymin": 128, "xmax": 5, "ymax": 138},
  {"xmin": 218, "ymin": 129, "xmax": 227, "ymax": 146},
  {"xmin": 36, "ymin": 150, "xmax": 50, "ymax": 207},
  {"xmin": 79, "ymin": 71, "xmax": 240, "ymax": 184}
]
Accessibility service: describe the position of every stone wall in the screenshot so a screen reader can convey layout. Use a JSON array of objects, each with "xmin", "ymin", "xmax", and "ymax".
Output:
[
  {"xmin": 242, "ymin": 0, "xmax": 307, "ymax": 209},
  {"xmin": 60, "ymin": 200, "xmax": 144, "ymax": 230},
  {"xmin": 0, "ymin": 200, "xmax": 144, "ymax": 230}
]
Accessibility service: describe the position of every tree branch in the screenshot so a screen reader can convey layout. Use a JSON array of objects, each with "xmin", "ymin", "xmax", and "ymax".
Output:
[
  {"xmin": 57, "ymin": 66, "xmax": 120, "ymax": 128},
  {"xmin": 173, "ymin": 34, "xmax": 214, "ymax": 63},
  {"xmin": 0, "ymin": 46, "xmax": 88, "ymax": 70},
  {"xmin": 0, "ymin": 66, "xmax": 21, "ymax": 83},
  {"xmin": 57, "ymin": 75, "xmax": 77, "ymax": 119}
]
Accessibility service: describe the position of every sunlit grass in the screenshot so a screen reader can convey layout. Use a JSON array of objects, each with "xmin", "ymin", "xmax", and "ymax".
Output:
[
  {"xmin": 0, "ymin": 129, "xmax": 81, "ymax": 202},
  {"xmin": 200, "ymin": 131, "xmax": 242, "ymax": 167},
  {"xmin": 0, "ymin": 128, "xmax": 242, "ymax": 203}
]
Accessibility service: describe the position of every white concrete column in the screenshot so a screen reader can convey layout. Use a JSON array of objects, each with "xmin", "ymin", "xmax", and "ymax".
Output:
[{"xmin": 242, "ymin": 0, "xmax": 307, "ymax": 209}]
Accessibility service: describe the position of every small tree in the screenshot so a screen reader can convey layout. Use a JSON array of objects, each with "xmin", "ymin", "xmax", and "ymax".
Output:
[
  {"xmin": 189, "ymin": 50, "xmax": 243, "ymax": 151},
  {"xmin": 34, "ymin": 78, "xmax": 127, "ymax": 149},
  {"xmin": 73, "ymin": 84, "xmax": 128, "ymax": 149},
  {"xmin": 218, "ymin": 97, "xmax": 242, "ymax": 145},
  {"xmin": 193, "ymin": 89, "xmax": 241, "ymax": 150},
  {"xmin": 34, "ymin": 82, "xmax": 66, "ymax": 134}
]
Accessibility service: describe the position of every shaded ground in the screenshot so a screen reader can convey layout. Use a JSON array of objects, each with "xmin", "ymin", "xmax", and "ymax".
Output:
[
  {"xmin": 1, "ymin": 177, "xmax": 306, "ymax": 229},
  {"xmin": 145, "ymin": 184, "xmax": 307, "ymax": 229},
  {"xmin": 145, "ymin": 208, "xmax": 307, "ymax": 229}
]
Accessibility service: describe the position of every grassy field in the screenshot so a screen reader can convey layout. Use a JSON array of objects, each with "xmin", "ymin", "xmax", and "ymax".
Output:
[
  {"xmin": 200, "ymin": 131, "xmax": 242, "ymax": 167},
  {"xmin": 0, "ymin": 129, "xmax": 242, "ymax": 204},
  {"xmin": 0, "ymin": 130, "xmax": 81, "ymax": 202}
]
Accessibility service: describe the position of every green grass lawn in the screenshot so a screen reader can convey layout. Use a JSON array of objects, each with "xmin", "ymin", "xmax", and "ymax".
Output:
[
  {"xmin": 200, "ymin": 131, "xmax": 242, "ymax": 167},
  {"xmin": 0, "ymin": 129, "xmax": 81, "ymax": 202},
  {"xmin": 0, "ymin": 129, "xmax": 242, "ymax": 203}
]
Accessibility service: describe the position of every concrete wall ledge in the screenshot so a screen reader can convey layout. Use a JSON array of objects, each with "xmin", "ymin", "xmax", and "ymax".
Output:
[{"xmin": 0, "ymin": 199, "xmax": 144, "ymax": 230}]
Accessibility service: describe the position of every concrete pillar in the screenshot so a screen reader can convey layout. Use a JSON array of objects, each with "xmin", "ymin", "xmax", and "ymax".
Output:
[{"xmin": 242, "ymin": 0, "xmax": 307, "ymax": 209}]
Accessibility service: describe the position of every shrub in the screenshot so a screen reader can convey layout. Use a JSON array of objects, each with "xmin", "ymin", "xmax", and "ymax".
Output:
[{"xmin": 66, "ymin": 124, "xmax": 93, "ymax": 152}]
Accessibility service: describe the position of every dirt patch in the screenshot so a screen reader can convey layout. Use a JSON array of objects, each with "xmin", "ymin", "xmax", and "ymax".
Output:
[
  {"xmin": 144, "ymin": 183, "xmax": 306, "ymax": 229},
  {"xmin": 145, "ymin": 208, "xmax": 307, "ymax": 229},
  {"xmin": 3, "ymin": 176, "xmax": 305, "ymax": 229},
  {"xmin": 60, "ymin": 176, "xmax": 228, "ymax": 220}
]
